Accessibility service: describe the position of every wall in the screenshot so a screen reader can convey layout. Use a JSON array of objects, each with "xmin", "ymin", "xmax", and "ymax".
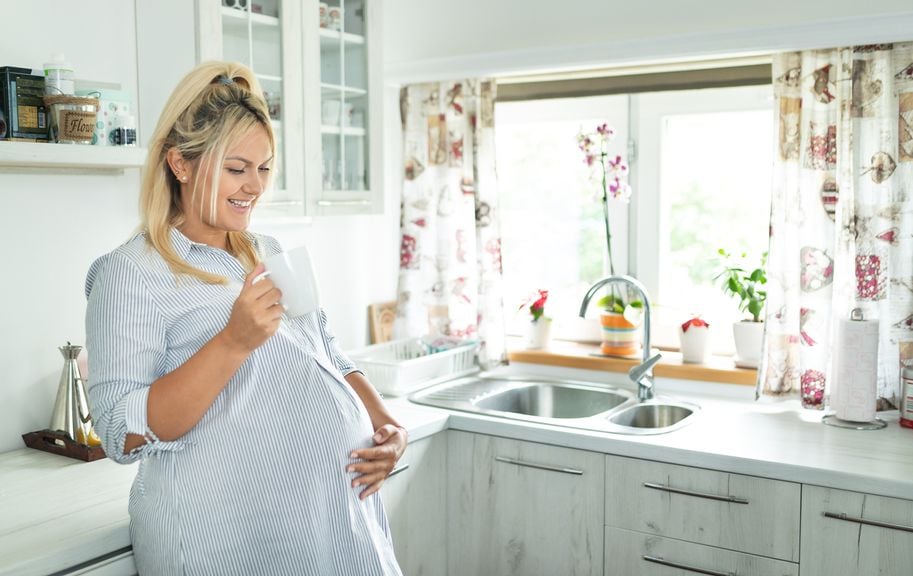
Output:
[
  {"xmin": 0, "ymin": 0, "xmax": 400, "ymax": 454},
  {"xmin": 383, "ymin": 0, "xmax": 913, "ymax": 82}
]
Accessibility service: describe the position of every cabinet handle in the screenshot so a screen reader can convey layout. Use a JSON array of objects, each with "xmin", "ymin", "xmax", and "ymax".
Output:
[
  {"xmin": 387, "ymin": 463, "xmax": 410, "ymax": 478},
  {"xmin": 643, "ymin": 555, "xmax": 737, "ymax": 576},
  {"xmin": 316, "ymin": 199, "xmax": 371, "ymax": 206},
  {"xmin": 823, "ymin": 511, "xmax": 913, "ymax": 534},
  {"xmin": 495, "ymin": 456, "xmax": 583, "ymax": 476},
  {"xmin": 642, "ymin": 482, "xmax": 749, "ymax": 504}
]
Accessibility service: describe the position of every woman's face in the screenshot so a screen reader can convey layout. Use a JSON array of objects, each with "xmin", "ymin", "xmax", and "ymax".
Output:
[{"xmin": 180, "ymin": 124, "xmax": 273, "ymax": 247}]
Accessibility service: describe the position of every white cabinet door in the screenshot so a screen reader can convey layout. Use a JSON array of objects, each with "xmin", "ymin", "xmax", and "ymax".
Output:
[
  {"xmin": 194, "ymin": 0, "xmax": 382, "ymax": 217},
  {"xmin": 448, "ymin": 430, "xmax": 605, "ymax": 576},
  {"xmin": 801, "ymin": 485, "xmax": 913, "ymax": 576},
  {"xmin": 606, "ymin": 454, "xmax": 801, "ymax": 562},
  {"xmin": 381, "ymin": 433, "xmax": 447, "ymax": 576},
  {"xmin": 605, "ymin": 526, "xmax": 798, "ymax": 576}
]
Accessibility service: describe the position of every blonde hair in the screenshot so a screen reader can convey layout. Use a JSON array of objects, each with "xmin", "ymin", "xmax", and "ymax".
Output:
[{"xmin": 140, "ymin": 61, "xmax": 276, "ymax": 284}]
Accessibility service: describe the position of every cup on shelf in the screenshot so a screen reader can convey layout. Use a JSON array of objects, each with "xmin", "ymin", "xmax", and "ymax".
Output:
[
  {"xmin": 328, "ymin": 5, "xmax": 343, "ymax": 30},
  {"xmin": 342, "ymin": 102, "xmax": 355, "ymax": 126},
  {"xmin": 319, "ymin": 2, "xmax": 329, "ymax": 28},
  {"xmin": 322, "ymin": 99, "xmax": 341, "ymax": 125}
]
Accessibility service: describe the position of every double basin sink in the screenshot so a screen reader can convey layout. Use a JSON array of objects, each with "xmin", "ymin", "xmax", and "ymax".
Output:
[{"xmin": 409, "ymin": 374, "xmax": 699, "ymax": 435}]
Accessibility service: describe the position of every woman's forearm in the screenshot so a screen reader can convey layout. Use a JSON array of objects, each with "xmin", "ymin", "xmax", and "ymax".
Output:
[
  {"xmin": 123, "ymin": 330, "xmax": 250, "ymax": 452},
  {"xmin": 344, "ymin": 371, "xmax": 403, "ymax": 432}
]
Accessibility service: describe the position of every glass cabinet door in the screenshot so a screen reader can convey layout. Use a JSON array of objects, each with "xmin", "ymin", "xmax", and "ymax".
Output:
[
  {"xmin": 220, "ymin": 0, "xmax": 291, "ymax": 205},
  {"xmin": 319, "ymin": 0, "xmax": 369, "ymax": 197}
]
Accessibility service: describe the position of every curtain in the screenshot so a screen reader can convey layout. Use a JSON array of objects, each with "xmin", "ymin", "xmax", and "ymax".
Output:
[
  {"xmin": 394, "ymin": 80, "xmax": 506, "ymax": 367},
  {"xmin": 760, "ymin": 44, "xmax": 913, "ymax": 410}
]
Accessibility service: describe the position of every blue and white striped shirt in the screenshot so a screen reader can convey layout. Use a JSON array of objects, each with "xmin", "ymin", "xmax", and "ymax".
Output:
[{"xmin": 85, "ymin": 229, "xmax": 402, "ymax": 576}]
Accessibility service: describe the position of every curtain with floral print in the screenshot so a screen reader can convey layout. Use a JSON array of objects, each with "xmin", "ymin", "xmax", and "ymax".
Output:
[
  {"xmin": 394, "ymin": 80, "xmax": 506, "ymax": 367},
  {"xmin": 760, "ymin": 44, "xmax": 913, "ymax": 410}
]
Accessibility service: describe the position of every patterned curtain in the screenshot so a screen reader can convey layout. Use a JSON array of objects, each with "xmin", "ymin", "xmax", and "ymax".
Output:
[
  {"xmin": 394, "ymin": 80, "xmax": 506, "ymax": 367},
  {"xmin": 761, "ymin": 44, "xmax": 913, "ymax": 410}
]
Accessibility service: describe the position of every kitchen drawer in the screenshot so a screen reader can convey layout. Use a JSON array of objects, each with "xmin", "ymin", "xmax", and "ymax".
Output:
[
  {"xmin": 605, "ymin": 526, "xmax": 798, "ymax": 576},
  {"xmin": 800, "ymin": 485, "xmax": 913, "ymax": 576},
  {"xmin": 605, "ymin": 455, "xmax": 800, "ymax": 562}
]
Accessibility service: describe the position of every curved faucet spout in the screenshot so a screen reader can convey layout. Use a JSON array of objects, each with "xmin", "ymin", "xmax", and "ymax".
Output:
[{"xmin": 579, "ymin": 275, "xmax": 657, "ymax": 400}]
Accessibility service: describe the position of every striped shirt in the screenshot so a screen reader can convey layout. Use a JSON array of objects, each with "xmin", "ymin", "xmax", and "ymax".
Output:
[{"xmin": 85, "ymin": 228, "xmax": 402, "ymax": 576}]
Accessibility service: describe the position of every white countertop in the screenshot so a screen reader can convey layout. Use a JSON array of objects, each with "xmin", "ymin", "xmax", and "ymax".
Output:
[{"xmin": 3, "ymin": 363, "xmax": 912, "ymax": 575}]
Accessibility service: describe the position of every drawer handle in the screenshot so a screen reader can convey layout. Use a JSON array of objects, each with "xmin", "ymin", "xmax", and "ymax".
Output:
[
  {"xmin": 643, "ymin": 555, "xmax": 737, "ymax": 576},
  {"xmin": 823, "ymin": 511, "xmax": 913, "ymax": 534},
  {"xmin": 495, "ymin": 456, "xmax": 583, "ymax": 476},
  {"xmin": 388, "ymin": 463, "xmax": 410, "ymax": 478},
  {"xmin": 642, "ymin": 481, "xmax": 749, "ymax": 504}
]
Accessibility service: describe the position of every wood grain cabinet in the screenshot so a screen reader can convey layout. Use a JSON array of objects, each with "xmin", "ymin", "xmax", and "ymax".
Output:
[
  {"xmin": 801, "ymin": 485, "xmax": 913, "ymax": 576},
  {"xmin": 447, "ymin": 431, "xmax": 605, "ymax": 576},
  {"xmin": 381, "ymin": 433, "xmax": 448, "ymax": 576},
  {"xmin": 604, "ymin": 455, "xmax": 801, "ymax": 575}
]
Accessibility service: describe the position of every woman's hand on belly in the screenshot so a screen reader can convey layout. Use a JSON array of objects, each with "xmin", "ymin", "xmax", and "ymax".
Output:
[{"xmin": 347, "ymin": 425, "xmax": 408, "ymax": 500}]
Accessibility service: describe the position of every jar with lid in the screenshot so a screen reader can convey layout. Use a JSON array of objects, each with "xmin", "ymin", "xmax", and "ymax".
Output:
[
  {"xmin": 43, "ymin": 53, "xmax": 75, "ymax": 96},
  {"xmin": 901, "ymin": 365, "xmax": 913, "ymax": 428},
  {"xmin": 112, "ymin": 112, "xmax": 136, "ymax": 147}
]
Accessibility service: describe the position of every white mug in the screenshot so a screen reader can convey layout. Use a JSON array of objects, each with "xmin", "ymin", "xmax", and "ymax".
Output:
[
  {"xmin": 262, "ymin": 246, "xmax": 320, "ymax": 317},
  {"xmin": 322, "ymin": 99, "xmax": 341, "ymax": 125}
]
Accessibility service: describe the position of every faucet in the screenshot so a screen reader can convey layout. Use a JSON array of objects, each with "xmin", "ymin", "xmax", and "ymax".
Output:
[{"xmin": 579, "ymin": 275, "xmax": 662, "ymax": 401}]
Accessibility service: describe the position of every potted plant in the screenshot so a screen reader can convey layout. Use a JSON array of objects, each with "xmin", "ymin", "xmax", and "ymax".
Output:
[
  {"xmin": 520, "ymin": 289, "xmax": 552, "ymax": 349},
  {"xmin": 577, "ymin": 123, "xmax": 641, "ymax": 356},
  {"xmin": 679, "ymin": 316, "xmax": 711, "ymax": 364},
  {"xmin": 716, "ymin": 249, "xmax": 767, "ymax": 368}
]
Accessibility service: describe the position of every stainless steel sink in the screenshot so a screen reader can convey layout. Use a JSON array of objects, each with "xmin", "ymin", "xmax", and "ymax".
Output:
[
  {"xmin": 607, "ymin": 401, "xmax": 697, "ymax": 433},
  {"xmin": 473, "ymin": 382, "xmax": 629, "ymax": 419},
  {"xmin": 409, "ymin": 374, "xmax": 699, "ymax": 435}
]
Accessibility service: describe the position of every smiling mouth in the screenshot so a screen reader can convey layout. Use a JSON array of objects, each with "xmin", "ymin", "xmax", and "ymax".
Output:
[{"xmin": 228, "ymin": 199, "xmax": 253, "ymax": 208}]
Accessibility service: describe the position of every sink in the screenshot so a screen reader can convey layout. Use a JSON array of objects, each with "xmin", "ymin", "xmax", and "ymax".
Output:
[
  {"xmin": 474, "ymin": 383, "xmax": 629, "ymax": 419},
  {"xmin": 607, "ymin": 402, "xmax": 697, "ymax": 431},
  {"xmin": 409, "ymin": 374, "xmax": 699, "ymax": 435}
]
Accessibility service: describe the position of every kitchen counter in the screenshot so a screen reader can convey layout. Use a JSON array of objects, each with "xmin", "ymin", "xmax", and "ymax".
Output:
[{"xmin": 2, "ymin": 362, "xmax": 912, "ymax": 575}]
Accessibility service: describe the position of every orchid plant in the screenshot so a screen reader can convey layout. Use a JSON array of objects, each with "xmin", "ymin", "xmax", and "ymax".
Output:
[{"xmin": 577, "ymin": 123, "xmax": 637, "ymax": 314}]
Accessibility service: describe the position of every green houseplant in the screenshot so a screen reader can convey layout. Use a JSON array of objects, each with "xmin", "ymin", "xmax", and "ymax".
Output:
[
  {"xmin": 716, "ymin": 249, "xmax": 768, "ymax": 322},
  {"xmin": 716, "ymin": 249, "xmax": 767, "ymax": 367}
]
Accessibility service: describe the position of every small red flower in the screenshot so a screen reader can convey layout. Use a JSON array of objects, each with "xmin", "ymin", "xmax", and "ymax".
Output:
[{"xmin": 681, "ymin": 317, "xmax": 709, "ymax": 333}]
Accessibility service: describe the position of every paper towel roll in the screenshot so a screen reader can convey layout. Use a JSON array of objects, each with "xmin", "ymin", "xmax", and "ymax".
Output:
[{"xmin": 831, "ymin": 316, "xmax": 879, "ymax": 422}]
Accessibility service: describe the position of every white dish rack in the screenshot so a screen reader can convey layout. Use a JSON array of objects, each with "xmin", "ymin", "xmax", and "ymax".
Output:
[{"xmin": 348, "ymin": 338, "xmax": 479, "ymax": 397}]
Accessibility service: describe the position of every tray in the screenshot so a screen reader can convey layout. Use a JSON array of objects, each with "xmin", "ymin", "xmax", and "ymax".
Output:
[
  {"xmin": 349, "ymin": 338, "xmax": 478, "ymax": 397},
  {"xmin": 22, "ymin": 429, "xmax": 106, "ymax": 462}
]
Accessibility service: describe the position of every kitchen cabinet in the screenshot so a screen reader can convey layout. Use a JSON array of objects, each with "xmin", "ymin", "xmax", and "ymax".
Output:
[
  {"xmin": 60, "ymin": 549, "xmax": 135, "ymax": 575},
  {"xmin": 381, "ymin": 432, "xmax": 447, "ymax": 576},
  {"xmin": 604, "ymin": 454, "xmax": 801, "ymax": 574},
  {"xmin": 800, "ymin": 485, "xmax": 913, "ymax": 576},
  {"xmin": 605, "ymin": 526, "xmax": 798, "ymax": 576},
  {"xmin": 195, "ymin": 0, "xmax": 383, "ymax": 218},
  {"xmin": 447, "ymin": 430, "xmax": 605, "ymax": 576}
]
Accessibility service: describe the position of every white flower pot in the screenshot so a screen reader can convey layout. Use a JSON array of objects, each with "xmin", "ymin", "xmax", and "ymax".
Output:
[
  {"xmin": 525, "ymin": 318, "xmax": 552, "ymax": 349},
  {"xmin": 732, "ymin": 321, "xmax": 765, "ymax": 368},
  {"xmin": 678, "ymin": 325, "xmax": 710, "ymax": 364}
]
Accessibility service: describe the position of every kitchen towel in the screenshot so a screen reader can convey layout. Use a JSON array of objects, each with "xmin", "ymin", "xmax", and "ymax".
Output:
[{"xmin": 830, "ymin": 315, "xmax": 879, "ymax": 422}]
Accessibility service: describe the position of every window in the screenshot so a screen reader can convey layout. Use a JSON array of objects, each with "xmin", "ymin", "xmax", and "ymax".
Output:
[{"xmin": 496, "ymin": 82, "xmax": 773, "ymax": 353}]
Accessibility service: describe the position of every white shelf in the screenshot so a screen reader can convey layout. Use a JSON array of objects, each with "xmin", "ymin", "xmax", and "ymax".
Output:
[
  {"xmin": 319, "ymin": 28, "xmax": 365, "ymax": 46},
  {"xmin": 221, "ymin": 7, "xmax": 280, "ymax": 28},
  {"xmin": 257, "ymin": 73, "xmax": 282, "ymax": 83},
  {"xmin": 320, "ymin": 83, "xmax": 368, "ymax": 97},
  {"xmin": 321, "ymin": 125, "xmax": 366, "ymax": 136},
  {"xmin": 0, "ymin": 141, "xmax": 147, "ymax": 172}
]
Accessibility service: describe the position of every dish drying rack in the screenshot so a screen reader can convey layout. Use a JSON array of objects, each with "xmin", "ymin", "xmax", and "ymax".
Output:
[{"xmin": 348, "ymin": 338, "xmax": 479, "ymax": 397}]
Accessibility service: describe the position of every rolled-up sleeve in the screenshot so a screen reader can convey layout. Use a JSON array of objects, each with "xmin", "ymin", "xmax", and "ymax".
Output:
[{"xmin": 85, "ymin": 253, "xmax": 187, "ymax": 464}]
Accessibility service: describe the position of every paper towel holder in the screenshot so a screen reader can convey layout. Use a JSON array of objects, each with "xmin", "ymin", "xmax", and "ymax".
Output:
[{"xmin": 822, "ymin": 308, "xmax": 887, "ymax": 430}]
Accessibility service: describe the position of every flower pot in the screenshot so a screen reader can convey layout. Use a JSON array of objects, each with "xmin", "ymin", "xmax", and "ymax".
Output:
[
  {"xmin": 678, "ymin": 324, "xmax": 710, "ymax": 364},
  {"xmin": 600, "ymin": 311, "xmax": 640, "ymax": 357},
  {"xmin": 525, "ymin": 318, "xmax": 552, "ymax": 349},
  {"xmin": 732, "ymin": 321, "xmax": 765, "ymax": 368}
]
